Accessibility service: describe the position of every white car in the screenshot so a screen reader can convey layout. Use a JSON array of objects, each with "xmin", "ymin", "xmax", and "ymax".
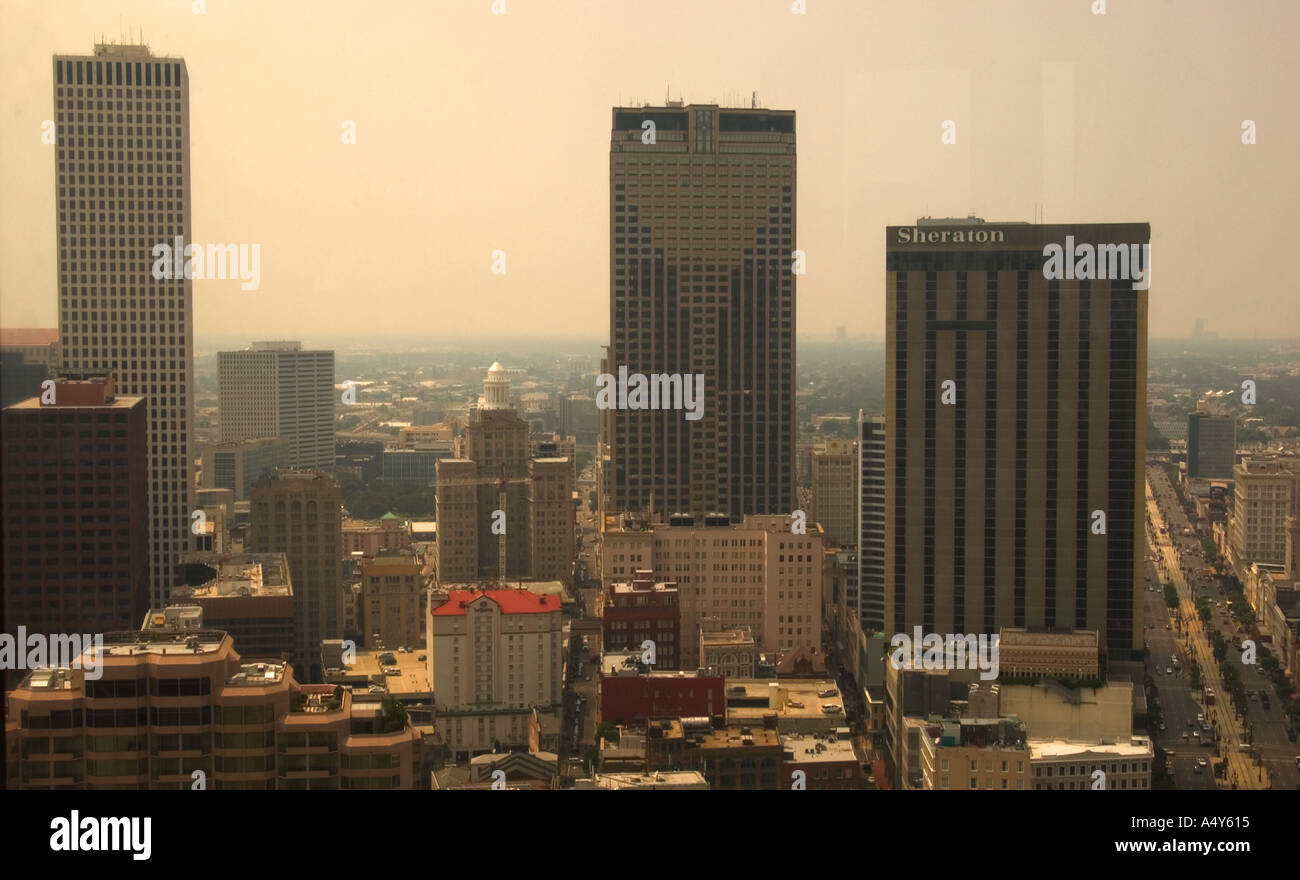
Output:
[{"xmin": 1166, "ymin": 667, "xmax": 1173, "ymax": 675}]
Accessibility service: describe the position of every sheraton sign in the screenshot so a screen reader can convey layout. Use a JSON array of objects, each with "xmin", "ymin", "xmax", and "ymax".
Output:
[{"xmin": 895, "ymin": 227, "xmax": 1005, "ymax": 244}]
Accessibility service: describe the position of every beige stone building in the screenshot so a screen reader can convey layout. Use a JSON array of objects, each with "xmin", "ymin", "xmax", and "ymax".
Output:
[
  {"xmin": 997, "ymin": 628, "xmax": 1100, "ymax": 679},
  {"xmin": 917, "ymin": 717, "xmax": 1031, "ymax": 791},
  {"xmin": 699, "ymin": 621, "xmax": 757, "ymax": 678},
  {"xmin": 1230, "ymin": 457, "xmax": 1300, "ymax": 566},
  {"xmin": 811, "ymin": 440, "xmax": 858, "ymax": 548},
  {"xmin": 342, "ymin": 514, "xmax": 412, "ymax": 556},
  {"xmin": 434, "ymin": 365, "xmax": 575, "ymax": 586},
  {"xmin": 427, "ymin": 588, "xmax": 563, "ymax": 761},
  {"xmin": 1028, "ymin": 739, "xmax": 1153, "ymax": 791},
  {"xmin": 601, "ymin": 512, "xmax": 823, "ymax": 668},
  {"xmin": 361, "ymin": 547, "xmax": 425, "ymax": 650}
]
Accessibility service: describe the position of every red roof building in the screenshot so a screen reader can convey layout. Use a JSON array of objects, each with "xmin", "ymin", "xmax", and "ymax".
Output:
[{"xmin": 429, "ymin": 588, "xmax": 558, "ymax": 616}]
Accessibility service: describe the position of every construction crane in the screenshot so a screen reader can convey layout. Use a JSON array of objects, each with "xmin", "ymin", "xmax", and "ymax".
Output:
[{"xmin": 436, "ymin": 463, "xmax": 538, "ymax": 581}]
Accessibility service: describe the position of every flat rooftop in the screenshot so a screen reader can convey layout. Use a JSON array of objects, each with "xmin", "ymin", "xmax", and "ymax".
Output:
[
  {"xmin": 726, "ymin": 679, "xmax": 844, "ymax": 719},
  {"xmin": 698, "ymin": 726, "xmax": 780, "ymax": 750},
  {"xmin": 173, "ymin": 553, "xmax": 291, "ymax": 599},
  {"xmin": 579, "ymin": 771, "xmax": 708, "ymax": 789},
  {"xmin": 21, "ymin": 668, "xmax": 77, "ymax": 691},
  {"xmin": 1029, "ymin": 738, "xmax": 1154, "ymax": 759},
  {"xmin": 7, "ymin": 392, "xmax": 142, "ymax": 410},
  {"xmin": 227, "ymin": 661, "xmax": 288, "ymax": 686},
  {"xmin": 782, "ymin": 731, "xmax": 858, "ymax": 764},
  {"xmin": 601, "ymin": 651, "xmax": 714, "ymax": 678},
  {"xmin": 611, "ymin": 578, "xmax": 677, "ymax": 595},
  {"xmin": 92, "ymin": 629, "xmax": 228, "ymax": 659},
  {"xmin": 701, "ymin": 628, "xmax": 754, "ymax": 646},
  {"xmin": 999, "ymin": 628, "xmax": 1099, "ymax": 648},
  {"xmin": 342, "ymin": 649, "xmax": 430, "ymax": 696}
]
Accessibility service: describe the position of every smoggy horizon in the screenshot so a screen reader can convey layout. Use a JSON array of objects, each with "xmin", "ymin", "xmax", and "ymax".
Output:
[{"xmin": 2, "ymin": 0, "xmax": 1297, "ymax": 341}]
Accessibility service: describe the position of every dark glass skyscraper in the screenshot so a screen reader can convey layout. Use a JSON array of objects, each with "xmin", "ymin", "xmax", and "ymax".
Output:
[
  {"xmin": 602, "ymin": 104, "xmax": 796, "ymax": 520},
  {"xmin": 885, "ymin": 219, "xmax": 1149, "ymax": 659}
]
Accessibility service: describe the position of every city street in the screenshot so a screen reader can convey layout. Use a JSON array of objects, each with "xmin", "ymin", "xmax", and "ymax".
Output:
[
  {"xmin": 1145, "ymin": 464, "xmax": 1300, "ymax": 790},
  {"xmin": 1142, "ymin": 573, "xmax": 1215, "ymax": 789}
]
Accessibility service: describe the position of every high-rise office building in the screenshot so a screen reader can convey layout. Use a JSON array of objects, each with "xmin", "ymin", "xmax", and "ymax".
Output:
[
  {"xmin": 1187, "ymin": 407, "xmax": 1236, "ymax": 480},
  {"xmin": 858, "ymin": 412, "xmax": 886, "ymax": 631},
  {"xmin": 54, "ymin": 44, "xmax": 193, "ymax": 605},
  {"xmin": 885, "ymin": 219, "xmax": 1149, "ymax": 659},
  {"xmin": 218, "ymin": 341, "xmax": 335, "ymax": 469},
  {"xmin": 250, "ymin": 470, "xmax": 343, "ymax": 681},
  {"xmin": 2, "ymin": 379, "xmax": 149, "ymax": 638},
  {"xmin": 200, "ymin": 436, "xmax": 290, "ymax": 500},
  {"xmin": 811, "ymin": 440, "xmax": 857, "ymax": 548},
  {"xmin": 603, "ymin": 103, "xmax": 796, "ymax": 521},
  {"xmin": 434, "ymin": 364, "xmax": 575, "ymax": 585}
]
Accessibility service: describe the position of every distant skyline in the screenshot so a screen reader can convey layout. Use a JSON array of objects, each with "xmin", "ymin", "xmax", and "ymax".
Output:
[{"xmin": 2, "ymin": 0, "xmax": 1298, "ymax": 340}]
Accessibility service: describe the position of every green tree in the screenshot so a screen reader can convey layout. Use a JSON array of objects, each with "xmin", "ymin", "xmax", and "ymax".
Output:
[
  {"xmin": 594, "ymin": 721, "xmax": 620, "ymax": 745},
  {"xmin": 1211, "ymin": 631, "xmax": 1227, "ymax": 663},
  {"xmin": 380, "ymin": 695, "xmax": 407, "ymax": 733}
]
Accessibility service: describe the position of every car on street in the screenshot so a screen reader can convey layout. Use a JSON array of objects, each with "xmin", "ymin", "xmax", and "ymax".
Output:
[{"xmin": 1166, "ymin": 667, "xmax": 1173, "ymax": 675}]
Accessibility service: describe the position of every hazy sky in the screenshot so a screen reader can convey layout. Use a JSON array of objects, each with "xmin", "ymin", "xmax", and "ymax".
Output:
[{"xmin": 1, "ymin": 0, "xmax": 1296, "ymax": 342}]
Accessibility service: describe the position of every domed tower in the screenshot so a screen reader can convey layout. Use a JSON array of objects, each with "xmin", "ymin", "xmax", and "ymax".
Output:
[{"xmin": 482, "ymin": 361, "xmax": 511, "ymax": 410}]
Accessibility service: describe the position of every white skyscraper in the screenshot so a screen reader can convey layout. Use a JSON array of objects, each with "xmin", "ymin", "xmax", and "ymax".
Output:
[
  {"xmin": 55, "ymin": 44, "xmax": 193, "ymax": 605},
  {"xmin": 218, "ymin": 341, "xmax": 336, "ymax": 469}
]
